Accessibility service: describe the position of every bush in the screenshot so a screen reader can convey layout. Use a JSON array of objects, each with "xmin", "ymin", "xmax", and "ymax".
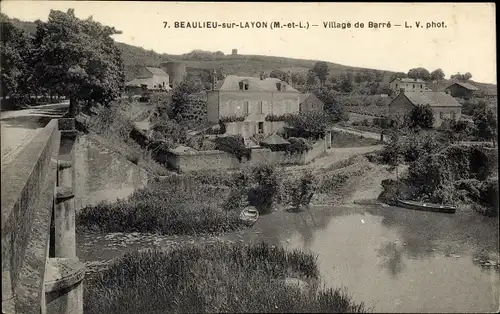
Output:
[
  {"xmin": 287, "ymin": 137, "xmax": 313, "ymax": 155},
  {"xmin": 247, "ymin": 165, "xmax": 279, "ymax": 213},
  {"xmin": 265, "ymin": 113, "xmax": 294, "ymax": 122},
  {"xmin": 405, "ymin": 104, "xmax": 434, "ymax": 129},
  {"xmin": 214, "ymin": 135, "xmax": 251, "ymax": 161},
  {"xmin": 220, "ymin": 115, "xmax": 245, "ymax": 123},
  {"xmin": 84, "ymin": 243, "xmax": 368, "ymax": 314},
  {"xmin": 76, "ymin": 183, "xmax": 241, "ymax": 235},
  {"xmin": 284, "ymin": 111, "xmax": 337, "ymax": 135},
  {"xmin": 287, "ymin": 172, "xmax": 317, "ymax": 210}
]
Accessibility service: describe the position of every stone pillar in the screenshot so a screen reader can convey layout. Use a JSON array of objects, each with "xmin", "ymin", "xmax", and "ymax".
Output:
[{"xmin": 54, "ymin": 149, "xmax": 76, "ymax": 257}]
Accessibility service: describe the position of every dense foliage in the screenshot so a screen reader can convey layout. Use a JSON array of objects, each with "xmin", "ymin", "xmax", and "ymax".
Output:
[
  {"xmin": 406, "ymin": 104, "xmax": 434, "ymax": 129},
  {"xmin": 284, "ymin": 111, "xmax": 338, "ymax": 136},
  {"xmin": 84, "ymin": 243, "xmax": 367, "ymax": 314},
  {"xmin": 214, "ymin": 135, "xmax": 251, "ymax": 161},
  {"xmin": 1, "ymin": 10, "xmax": 125, "ymax": 115}
]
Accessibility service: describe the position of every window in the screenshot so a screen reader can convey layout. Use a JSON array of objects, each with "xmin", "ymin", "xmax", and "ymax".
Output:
[
  {"xmin": 258, "ymin": 101, "xmax": 263, "ymax": 114},
  {"xmin": 244, "ymin": 83, "xmax": 249, "ymax": 90},
  {"xmin": 163, "ymin": 82, "xmax": 165, "ymax": 87},
  {"xmin": 452, "ymin": 112, "xmax": 456, "ymax": 120},
  {"xmin": 439, "ymin": 112, "xmax": 444, "ymax": 119},
  {"xmin": 239, "ymin": 82, "xmax": 244, "ymax": 90},
  {"xmin": 420, "ymin": 84, "xmax": 423, "ymax": 89},
  {"xmin": 258, "ymin": 122, "xmax": 264, "ymax": 134},
  {"xmin": 413, "ymin": 84, "xmax": 415, "ymax": 89},
  {"xmin": 244, "ymin": 101, "xmax": 249, "ymax": 115},
  {"xmin": 395, "ymin": 84, "xmax": 398, "ymax": 89},
  {"xmin": 276, "ymin": 83, "xmax": 281, "ymax": 91}
]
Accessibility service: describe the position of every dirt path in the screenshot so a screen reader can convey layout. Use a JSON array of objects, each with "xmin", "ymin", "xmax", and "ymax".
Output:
[{"xmin": 285, "ymin": 145, "xmax": 383, "ymax": 174}]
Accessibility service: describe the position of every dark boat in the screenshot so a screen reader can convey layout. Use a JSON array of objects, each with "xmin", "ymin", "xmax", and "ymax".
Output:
[{"xmin": 396, "ymin": 199, "xmax": 456, "ymax": 214}]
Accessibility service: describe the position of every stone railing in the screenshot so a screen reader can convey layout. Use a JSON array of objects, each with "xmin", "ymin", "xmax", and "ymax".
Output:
[{"xmin": 2, "ymin": 118, "xmax": 85, "ymax": 314}]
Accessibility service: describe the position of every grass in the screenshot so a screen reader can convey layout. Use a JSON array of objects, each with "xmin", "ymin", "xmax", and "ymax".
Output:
[
  {"xmin": 330, "ymin": 130, "xmax": 381, "ymax": 147},
  {"xmin": 84, "ymin": 242, "xmax": 369, "ymax": 314},
  {"xmin": 76, "ymin": 180, "xmax": 242, "ymax": 235}
]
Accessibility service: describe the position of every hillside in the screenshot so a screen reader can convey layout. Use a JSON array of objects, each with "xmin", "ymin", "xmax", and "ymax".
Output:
[{"xmin": 6, "ymin": 15, "xmax": 497, "ymax": 93}]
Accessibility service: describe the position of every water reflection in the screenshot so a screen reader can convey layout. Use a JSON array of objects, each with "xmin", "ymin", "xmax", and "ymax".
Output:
[{"xmin": 377, "ymin": 241, "xmax": 405, "ymax": 278}]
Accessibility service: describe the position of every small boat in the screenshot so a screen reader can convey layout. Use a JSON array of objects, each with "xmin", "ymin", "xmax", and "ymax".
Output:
[
  {"xmin": 396, "ymin": 199, "xmax": 456, "ymax": 214},
  {"xmin": 239, "ymin": 207, "xmax": 259, "ymax": 225}
]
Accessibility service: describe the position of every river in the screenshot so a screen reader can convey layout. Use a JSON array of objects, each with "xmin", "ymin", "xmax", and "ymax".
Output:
[{"xmin": 77, "ymin": 204, "xmax": 499, "ymax": 313}]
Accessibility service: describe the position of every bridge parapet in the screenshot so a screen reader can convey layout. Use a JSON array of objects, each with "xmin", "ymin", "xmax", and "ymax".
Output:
[{"xmin": 2, "ymin": 118, "xmax": 84, "ymax": 314}]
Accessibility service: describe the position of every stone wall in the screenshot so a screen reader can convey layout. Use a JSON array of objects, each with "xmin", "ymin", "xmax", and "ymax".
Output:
[
  {"xmin": 164, "ymin": 136, "xmax": 328, "ymax": 172},
  {"xmin": 73, "ymin": 134, "xmax": 149, "ymax": 211}
]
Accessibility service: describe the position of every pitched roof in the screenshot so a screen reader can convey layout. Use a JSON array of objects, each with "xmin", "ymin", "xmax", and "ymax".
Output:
[
  {"xmin": 261, "ymin": 134, "xmax": 290, "ymax": 145},
  {"xmin": 402, "ymin": 92, "xmax": 462, "ymax": 107},
  {"xmin": 146, "ymin": 67, "xmax": 169, "ymax": 76},
  {"xmin": 299, "ymin": 93, "xmax": 323, "ymax": 104},
  {"xmin": 125, "ymin": 77, "xmax": 172, "ymax": 90},
  {"xmin": 215, "ymin": 75, "xmax": 299, "ymax": 92},
  {"xmin": 446, "ymin": 82, "xmax": 480, "ymax": 91},
  {"xmin": 390, "ymin": 77, "xmax": 426, "ymax": 83}
]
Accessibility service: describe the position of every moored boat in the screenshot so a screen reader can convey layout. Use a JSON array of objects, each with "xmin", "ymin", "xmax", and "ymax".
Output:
[
  {"xmin": 239, "ymin": 207, "xmax": 259, "ymax": 225},
  {"xmin": 396, "ymin": 199, "xmax": 456, "ymax": 214}
]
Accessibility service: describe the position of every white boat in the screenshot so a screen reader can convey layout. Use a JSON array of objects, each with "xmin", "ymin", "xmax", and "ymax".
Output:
[{"xmin": 239, "ymin": 207, "xmax": 259, "ymax": 225}]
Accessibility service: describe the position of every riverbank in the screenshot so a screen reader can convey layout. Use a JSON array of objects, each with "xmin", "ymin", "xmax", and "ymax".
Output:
[{"xmin": 84, "ymin": 242, "xmax": 369, "ymax": 314}]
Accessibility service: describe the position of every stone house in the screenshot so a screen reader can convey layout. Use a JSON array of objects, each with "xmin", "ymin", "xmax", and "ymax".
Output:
[
  {"xmin": 206, "ymin": 75, "xmax": 304, "ymax": 137},
  {"xmin": 125, "ymin": 67, "xmax": 172, "ymax": 94},
  {"xmin": 444, "ymin": 82, "xmax": 480, "ymax": 98},
  {"xmin": 388, "ymin": 91, "xmax": 462, "ymax": 128},
  {"xmin": 389, "ymin": 78, "xmax": 428, "ymax": 94},
  {"xmin": 299, "ymin": 93, "xmax": 324, "ymax": 112}
]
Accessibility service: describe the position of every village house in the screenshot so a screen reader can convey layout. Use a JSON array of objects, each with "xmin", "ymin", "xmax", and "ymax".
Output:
[
  {"xmin": 207, "ymin": 75, "xmax": 308, "ymax": 137},
  {"xmin": 299, "ymin": 93, "xmax": 324, "ymax": 112},
  {"xmin": 125, "ymin": 67, "xmax": 172, "ymax": 94},
  {"xmin": 389, "ymin": 78, "xmax": 428, "ymax": 94},
  {"xmin": 444, "ymin": 82, "xmax": 480, "ymax": 98},
  {"xmin": 388, "ymin": 91, "xmax": 462, "ymax": 128}
]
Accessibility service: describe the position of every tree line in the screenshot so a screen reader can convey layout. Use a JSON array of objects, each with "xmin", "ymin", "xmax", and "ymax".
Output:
[
  {"xmin": 0, "ymin": 10, "xmax": 125, "ymax": 115},
  {"xmin": 390, "ymin": 67, "xmax": 473, "ymax": 83}
]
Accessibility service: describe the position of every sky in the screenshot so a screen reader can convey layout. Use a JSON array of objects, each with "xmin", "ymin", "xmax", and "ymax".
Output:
[{"xmin": 2, "ymin": 1, "xmax": 497, "ymax": 84}]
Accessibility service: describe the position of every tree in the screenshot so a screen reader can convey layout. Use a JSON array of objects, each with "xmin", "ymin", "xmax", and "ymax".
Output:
[
  {"xmin": 269, "ymin": 69, "xmax": 288, "ymax": 82},
  {"xmin": 390, "ymin": 72, "xmax": 407, "ymax": 81},
  {"xmin": 312, "ymin": 61, "xmax": 329, "ymax": 85},
  {"xmin": 0, "ymin": 14, "xmax": 31, "ymax": 99},
  {"xmin": 306, "ymin": 70, "xmax": 318, "ymax": 87},
  {"xmin": 430, "ymin": 69, "xmax": 445, "ymax": 83},
  {"xmin": 407, "ymin": 67, "xmax": 431, "ymax": 81},
  {"xmin": 170, "ymin": 78, "xmax": 204, "ymax": 122},
  {"xmin": 247, "ymin": 165, "xmax": 279, "ymax": 213},
  {"xmin": 312, "ymin": 87, "xmax": 346, "ymax": 120},
  {"xmin": 471, "ymin": 101, "xmax": 497, "ymax": 142},
  {"xmin": 291, "ymin": 72, "xmax": 306, "ymax": 86},
  {"xmin": 406, "ymin": 104, "xmax": 434, "ymax": 129},
  {"xmin": 33, "ymin": 9, "xmax": 124, "ymax": 116},
  {"xmin": 450, "ymin": 72, "xmax": 473, "ymax": 82},
  {"xmin": 339, "ymin": 72, "xmax": 354, "ymax": 93}
]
